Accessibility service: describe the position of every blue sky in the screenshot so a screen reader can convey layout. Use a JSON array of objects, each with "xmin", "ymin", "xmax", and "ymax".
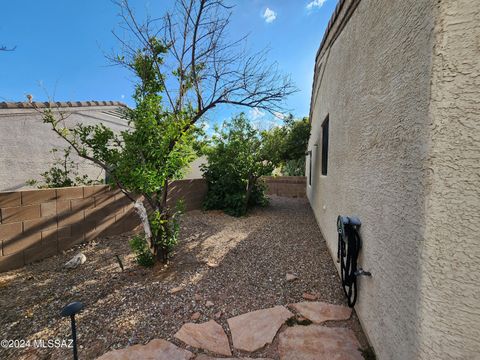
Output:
[{"xmin": 0, "ymin": 0, "xmax": 336, "ymax": 128}]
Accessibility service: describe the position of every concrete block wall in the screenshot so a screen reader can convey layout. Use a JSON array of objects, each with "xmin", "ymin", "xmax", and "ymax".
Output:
[
  {"xmin": 0, "ymin": 179, "xmax": 208, "ymax": 273},
  {"xmin": 263, "ymin": 176, "xmax": 307, "ymax": 198},
  {"xmin": 168, "ymin": 179, "xmax": 208, "ymax": 211},
  {"xmin": 0, "ymin": 185, "xmax": 138, "ymax": 272}
]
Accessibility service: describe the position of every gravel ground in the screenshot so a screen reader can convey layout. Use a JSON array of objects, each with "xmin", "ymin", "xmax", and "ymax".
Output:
[{"xmin": 0, "ymin": 196, "xmax": 368, "ymax": 360}]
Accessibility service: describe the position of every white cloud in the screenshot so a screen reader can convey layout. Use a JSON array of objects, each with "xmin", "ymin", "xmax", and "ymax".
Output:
[
  {"xmin": 273, "ymin": 111, "xmax": 288, "ymax": 120},
  {"xmin": 263, "ymin": 8, "xmax": 276, "ymax": 23},
  {"xmin": 249, "ymin": 107, "xmax": 265, "ymax": 120},
  {"xmin": 306, "ymin": 0, "xmax": 327, "ymax": 11}
]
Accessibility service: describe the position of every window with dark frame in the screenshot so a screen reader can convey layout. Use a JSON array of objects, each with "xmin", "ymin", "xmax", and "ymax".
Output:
[
  {"xmin": 308, "ymin": 150, "xmax": 312, "ymax": 186},
  {"xmin": 321, "ymin": 116, "xmax": 329, "ymax": 176}
]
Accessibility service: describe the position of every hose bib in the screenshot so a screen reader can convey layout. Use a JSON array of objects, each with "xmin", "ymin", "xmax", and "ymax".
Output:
[{"xmin": 336, "ymin": 215, "xmax": 371, "ymax": 307}]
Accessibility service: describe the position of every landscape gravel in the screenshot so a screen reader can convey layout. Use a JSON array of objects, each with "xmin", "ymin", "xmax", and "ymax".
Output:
[{"xmin": 0, "ymin": 196, "xmax": 368, "ymax": 359}]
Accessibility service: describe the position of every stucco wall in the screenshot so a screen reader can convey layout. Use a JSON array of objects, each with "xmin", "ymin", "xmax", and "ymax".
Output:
[
  {"xmin": 183, "ymin": 155, "xmax": 207, "ymax": 179},
  {"xmin": 0, "ymin": 105, "xmax": 129, "ymax": 191},
  {"xmin": 419, "ymin": 0, "xmax": 480, "ymax": 358},
  {"xmin": 307, "ymin": 0, "xmax": 435, "ymax": 358}
]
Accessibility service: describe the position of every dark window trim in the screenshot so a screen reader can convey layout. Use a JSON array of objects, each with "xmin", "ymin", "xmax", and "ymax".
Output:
[
  {"xmin": 321, "ymin": 116, "xmax": 329, "ymax": 176},
  {"xmin": 308, "ymin": 150, "xmax": 312, "ymax": 186}
]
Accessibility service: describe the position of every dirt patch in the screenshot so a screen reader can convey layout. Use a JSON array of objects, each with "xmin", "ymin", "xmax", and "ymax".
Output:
[{"xmin": 0, "ymin": 196, "xmax": 368, "ymax": 359}]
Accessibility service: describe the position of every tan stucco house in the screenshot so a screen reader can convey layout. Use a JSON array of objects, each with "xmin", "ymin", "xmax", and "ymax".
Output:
[
  {"xmin": 0, "ymin": 100, "xmax": 206, "ymax": 192},
  {"xmin": 307, "ymin": 0, "xmax": 479, "ymax": 359},
  {"xmin": 0, "ymin": 101, "xmax": 130, "ymax": 192}
]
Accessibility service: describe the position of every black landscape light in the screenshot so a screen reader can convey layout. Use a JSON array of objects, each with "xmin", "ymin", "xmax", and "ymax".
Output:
[{"xmin": 61, "ymin": 301, "xmax": 84, "ymax": 360}]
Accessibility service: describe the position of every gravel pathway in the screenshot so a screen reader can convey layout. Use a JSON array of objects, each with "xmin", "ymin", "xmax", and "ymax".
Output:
[{"xmin": 0, "ymin": 196, "xmax": 368, "ymax": 359}]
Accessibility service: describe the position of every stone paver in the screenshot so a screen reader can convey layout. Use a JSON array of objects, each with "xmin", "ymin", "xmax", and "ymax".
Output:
[
  {"xmin": 96, "ymin": 339, "xmax": 194, "ymax": 360},
  {"xmin": 302, "ymin": 292, "xmax": 318, "ymax": 301},
  {"xmin": 227, "ymin": 305, "xmax": 293, "ymax": 352},
  {"xmin": 278, "ymin": 325, "xmax": 363, "ymax": 360},
  {"xmin": 175, "ymin": 320, "xmax": 232, "ymax": 356},
  {"xmin": 289, "ymin": 301, "xmax": 352, "ymax": 324},
  {"xmin": 195, "ymin": 356, "xmax": 272, "ymax": 360}
]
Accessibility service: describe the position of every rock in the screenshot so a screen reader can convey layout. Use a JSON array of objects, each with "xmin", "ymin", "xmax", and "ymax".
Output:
[
  {"xmin": 191, "ymin": 312, "xmax": 201, "ymax": 321},
  {"xmin": 213, "ymin": 311, "xmax": 222, "ymax": 319},
  {"xmin": 64, "ymin": 253, "xmax": 86, "ymax": 269},
  {"xmin": 174, "ymin": 320, "xmax": 231, "ymax": 356},
  {"xmin": 206, "ymin": 261, "xmax": 219, "ymax": 268},
  {"xmin": 285, "ymin": 273, "xmax": 298, "ymax": 282},
  {"xmin": 278, "ymin": 325, "xmax": 363, "ymax": 360},
  {"xmin": 96, "ymin": 338, "xmax": 194, "ymax": 360},
  {"xmin": 194, "ymin": 293, "xmax": 202, "ymax": 301},
  {"xmin": 195, "ymin": 356, "xmax": 272, "ymax": 360},
  {"xmin": 205, "ymin": 300, "xmax": 214, "ymax": 308},
  {"xmin": 227, "ymin": 305, "xmax": 293, "ymax": 352},
  {"xmin": 301, "ymin": 292, "xmax": 318, "ymax": 301},
  {"xmin": 169, "ymin": 286, "xmax": 184, "ymax": 294},
  {"xmin": 289, "ymin": 301, "xmax": 352, "ymax": 324}
]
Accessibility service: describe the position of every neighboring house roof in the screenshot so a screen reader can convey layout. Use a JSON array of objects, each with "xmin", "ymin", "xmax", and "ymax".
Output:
[
  {"xmin": 0, "ymin": 100, "xmax": 130, "ymax": 191},
  {"xmin": 0, "ymin": 100, "xmax": 128, "ymax": 123},
  {"xmin": 0, "ymin": 100, "xmax": 126, "ymax": 109}
]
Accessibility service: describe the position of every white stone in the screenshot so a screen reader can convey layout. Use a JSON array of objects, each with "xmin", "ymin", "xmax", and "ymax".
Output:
[{"xmin": 64, "ymin": 253, "xmax": 86, "ymax": 269}]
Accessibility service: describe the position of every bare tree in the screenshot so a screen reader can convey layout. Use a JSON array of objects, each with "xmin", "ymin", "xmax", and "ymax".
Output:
[
  {"xmin": 111, "ymin": 0, "xmax": 296, "ymax": 123},
  {"xmin": 41, "ymin": 0, "xmax": 296, "ymax": 262}
]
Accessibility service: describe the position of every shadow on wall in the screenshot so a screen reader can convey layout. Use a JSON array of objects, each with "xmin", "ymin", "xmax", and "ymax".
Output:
[
  {"xmin": 0, "ymin": 179, "xmax": 208, "ymax": 273},
  {"xmin": 0, "ymin": 177, "xmax": 305, "ymax": 273}
]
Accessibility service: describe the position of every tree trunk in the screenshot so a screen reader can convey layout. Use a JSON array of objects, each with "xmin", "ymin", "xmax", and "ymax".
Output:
[
  {"xmin": 244, "ymin": 175, "xmax": 255, "ymax": 215},
  {"xmin": 153, "ymin": 179, "xmax": 170, "ymax": 263}
]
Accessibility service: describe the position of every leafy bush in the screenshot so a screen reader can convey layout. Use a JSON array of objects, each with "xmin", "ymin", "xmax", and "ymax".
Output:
[
  {"xmin": 202, "ymin": 114, "xmax": 275, "ymax": 216},
  {"xmin": 261, "ymin": 116, "xmax": 311, "ymax": 176},
  {"xmin": 129, "ymin": 235, "xmax": 155, "ymax": 267},
  {"xmin": 41, "ymin": 0, "xmax": 294, "ymax": 264},
  {"xmin": 26, "ymin": 147, "xmax": 100, "ymax": 188},
  {"xmin": 282, "ymin": 158, "xmax": 306, "ymax": 176}
]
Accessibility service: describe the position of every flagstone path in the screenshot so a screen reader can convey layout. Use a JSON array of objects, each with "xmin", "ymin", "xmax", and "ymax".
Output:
[{"xmin": 96, "ymin": 301, "xmax": 364, "ymax": 360}]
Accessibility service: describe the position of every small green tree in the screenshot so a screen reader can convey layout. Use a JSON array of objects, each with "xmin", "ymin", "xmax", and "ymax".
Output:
[
  {"xmin": 26, "ymin": 146, "xmax": 100, "ymax": 188},
  {"xmin": 40, "ymin": 0, "xmax": 295, "ymax": 263},
  {"xmin": 262, "ymin": 116, "xmax": 311, "ymax": 176},
  {"xmin": 203, "ymin": 114, "xmax": 277, "ymax": 216}
]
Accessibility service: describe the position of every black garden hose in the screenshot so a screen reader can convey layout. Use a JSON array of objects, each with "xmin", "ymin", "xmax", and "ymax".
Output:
[{"xmin": 337, "ymin": 215, "xmax": 363, "ymax": 307}]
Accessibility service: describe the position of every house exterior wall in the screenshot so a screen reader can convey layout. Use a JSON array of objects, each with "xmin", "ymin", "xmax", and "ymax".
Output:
[
  {"xmin": 419, "ymin": 0, "xmax": 480, "ymax": 358},
  {"xmin": 183, "ymin": 155, "xmax": 208, "ymax": 179},
  {"xmin": 308, "ymin": 0, "xmax": 480, "ymax": 358},
  {"xmin": 307, "ymin": 0, "xmax": 435, "ymax": 358},
  {"xmin": 0, "ymin": 104, "xmax": 129, "ymax": 192}
]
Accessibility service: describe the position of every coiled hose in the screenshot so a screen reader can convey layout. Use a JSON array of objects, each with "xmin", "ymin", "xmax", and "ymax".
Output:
[{"xmin": 337, "ymin": 215, "xmax": 363, "ymax": 307}]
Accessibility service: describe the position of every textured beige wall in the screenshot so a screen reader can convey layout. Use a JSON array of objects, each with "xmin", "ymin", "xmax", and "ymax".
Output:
[
  {"xmin": 307, "ymin": 0, "xmax": 435, "ymax": 358},
  {"xmin": 183, "ymin": 155, "xmax": 207, "ymax": 179},
  {"xmin": 419, "ymin": 0, "xmax": 480, "ymax": 358},
  {"xmin": 0, "ymin": 105, "xmax": 129, "ymax": 191}
]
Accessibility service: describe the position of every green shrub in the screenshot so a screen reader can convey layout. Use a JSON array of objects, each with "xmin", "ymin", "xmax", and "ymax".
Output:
[
  {"xmin": 148, "ymin": 201, "xmax": 183, "ymax": 260},
  {"xmin": 202, "ymin": 114, "xmax": 275, "ymax": 216},
  {"xmin": 129, "ymin": 235, "xmax": 155, "ymax": 267},
  {"xmin": 261, "ymin": 116, "xmax": 311, "ymax": 176},
  {"xmin": 27, "ymin": 146, "xmax": 100, "ymax": 188}
]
